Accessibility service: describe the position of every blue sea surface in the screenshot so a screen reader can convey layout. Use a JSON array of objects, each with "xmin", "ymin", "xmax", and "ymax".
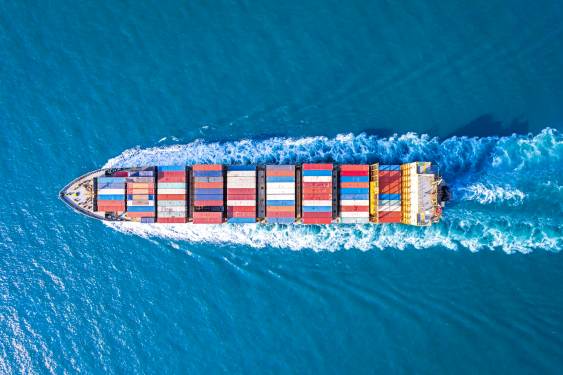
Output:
[{"xmin": 1, "ymin": 0, "xmax": 563, "ymax": 373}]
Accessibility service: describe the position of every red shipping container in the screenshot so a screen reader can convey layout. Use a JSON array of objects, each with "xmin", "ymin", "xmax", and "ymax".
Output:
[
  {"xmin": 192, "ymin": 218, "xmax": 223, "ymax": 224},
  {"xmin": 127, "ymin": 189, "xmax": 156, "ymax": 194},
  {"xmin": 340, "ymin": 164, "xmax": 368, "ymax": 171},
  {"xmin": 227, "ymin": 188, "xmax": 256, "ymax": 195},
  {"xmin": 194, "ymin": 182, "xmax": 222, "ymax": 189},
  {"xmin": 157, "ymin": 217, "xmax": 187, "ymax": 223},
  {"xmin": 302, "ymin": 163, "xmax": 333, "ymax": 170},
  {"xmin": 267, "ymin": 211, "xmax": 295, "ymax": 218},
  {"xmin": 266, "ymin": 170, "xmax": 295, "ymax": 177},
  {"xmin": 302, "ymin": 218, "xmax": 333, "ymax": 224},
  {"xmin": 192, "ymin": 164, "xmax": 222, "ymax": 171},
  {"xmin": 112, "ymin": 171, "xmax": 129, "ymax": 177},
  {"xmin": 157, "ymin": 194, "xmax": 186, "ymax": 200},
  {"xmin": 158, "ymin": 171, "xmax": 186, "ymax": 177},
  {"xmin": 378, "ymin": 212, "xmax": 402, "ymax": 223},
  {"xmin": 340, "ymin": 170, "xmax": 369, "ymax": 176},
  {"xmin": 227, "ymin": 211, "xmax": 256, "ymax": 218},
  {"xmin": 340, "ymin": 206, "xmax": 369, "ymax": 212},
  {"xmin": 303, "ymin": 194, "xmax": 332, "ymax": 200},
  {"xmin": 302, "ymin": 182, "xmax": 331, "ymax": 188},
  {"xmin": 158, "ymin": 176, "xmax": 187, "ymax": 183},
  {"xmin": 193, "ymin": 200, "xmax": 223, "ymax": 206},
  {"xmin": 340, "ymin": 182, "xmax": 369, "ymax": 188},
  {"xmin": 228, "ymin": 206, "xmax": 256, "ymax": 213},
  {"xmin": 96, "ymin": 199, "xmax": 124, "ymax": 205},
  {"xmin": 193, "ymin": 212, "xmax": 223, "ymax": 219},
  {"xmin": 301, "ymin": 212, "xmax": 332, "ymax": 218}
]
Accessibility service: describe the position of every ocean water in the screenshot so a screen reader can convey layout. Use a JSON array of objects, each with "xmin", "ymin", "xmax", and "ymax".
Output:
[{"xmin": 1, "ymin": 0, "xmax": 563, "ymax": 373}]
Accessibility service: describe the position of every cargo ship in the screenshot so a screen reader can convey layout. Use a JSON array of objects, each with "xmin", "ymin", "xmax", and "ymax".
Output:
[{"xmin": 60, "ymin": 163, "xmax": 449, "ymax": 226}]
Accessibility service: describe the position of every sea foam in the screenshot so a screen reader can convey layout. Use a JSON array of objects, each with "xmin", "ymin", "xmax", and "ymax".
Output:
[{"xmin": 104, "ymin": 128, "xmax": 562, "ymax": 253}]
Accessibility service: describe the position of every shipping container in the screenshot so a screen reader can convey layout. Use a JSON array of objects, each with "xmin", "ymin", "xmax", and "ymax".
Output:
[
  {"xmin": 192, "ymin": 164, "xmax": 223, "ymax": 171},
  {"xmin": 302, "ymin": 164, "xmax": 333, "ymax": 170},
  {"xmin": 194, "ymin": 182, "xmax": 223, "ymax": 189},
  {"xmin": 302, "ymin": 218, "xmax": 332, "ymax": 224},
  {"xmin": 267, "ymin": 218, "xmax": 295, "ymax": 224},
  {"xmin": 156, "ymin": 194, "xmax": 186, "ymax": 200},
  {"xmin": 266, "ymin": 211, "xmax": 295, "ymax": 218},
  {"xmin": 156, "ymin": 217, "xmax": 187, "ymax": 223},
  {"xmin": 227, "ymin": 218, "xmax": 256, "ymax": 224},
  {"xmin": 302, "ymin": 200, "xmax": 332, "ymax": 206},
  {"xmin": 193, "ymin": 200, "xmax": 223, "ymax": 206},
  {"xmin": 158, "ymin": 166, "xmax": 185, "ymax": 171}
]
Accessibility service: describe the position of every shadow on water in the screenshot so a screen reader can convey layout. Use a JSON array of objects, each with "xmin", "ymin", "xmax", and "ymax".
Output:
[{"xmin": 447, "ymin": 114, "xmax": 529, "ymax": 138}]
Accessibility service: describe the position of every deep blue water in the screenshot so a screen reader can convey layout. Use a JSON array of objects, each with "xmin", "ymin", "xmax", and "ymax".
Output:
[{"xmin": 1, "ymin": 0, "xmax": 563, "ymax": 373}]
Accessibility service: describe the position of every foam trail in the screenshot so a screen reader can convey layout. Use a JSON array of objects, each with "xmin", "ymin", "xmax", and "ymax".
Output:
[{"xmin": 104, "ymin": 128, "xmax": 563, "ymax": 253}]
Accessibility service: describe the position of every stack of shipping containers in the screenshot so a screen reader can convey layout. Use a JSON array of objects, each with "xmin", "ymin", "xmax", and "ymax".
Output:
[
  {"xmin": 96, "ymin": 176, "xmax": 126, "ymax": 213},
  {"xmin": 125, "ymin": 169, "xmax": 155, "ymax": 223},
  {"xmin": 302, "ymin": 164, "xmax": 333, "ymax": 224},
  {"xmin": 226, "ymin": 166, "xmax": 256, "ymax": 223},
  {"xmin": 378, "ymin": 165, "xmax": 402, "ymax": 223},
  {"xmin": 339, "ymin": 164, "xmax": 370, "ymax": 223},
  {"xmin": 266, "ymin": 165, "xmax": 296, "ymax": 224},
  {"xmin": 192, "ymin": 164, "xmax": 224, "ymax": 224},
  {"xmin": 156, "ymin": 166, "xmax": 187, "ymax": 223}
]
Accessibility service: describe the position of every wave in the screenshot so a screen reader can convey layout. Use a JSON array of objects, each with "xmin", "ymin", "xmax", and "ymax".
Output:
[{"xmin": 104, "ymin": 128, "xmax": 563, "ymax": 254}]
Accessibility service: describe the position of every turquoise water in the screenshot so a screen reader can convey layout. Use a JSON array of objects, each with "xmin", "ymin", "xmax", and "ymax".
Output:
[{"xmin": 1, "ymin": 0, "xmax": 563, "ymax": 373}]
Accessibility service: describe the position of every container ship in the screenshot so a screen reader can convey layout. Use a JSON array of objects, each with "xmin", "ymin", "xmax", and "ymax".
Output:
[{"xmin": 60, "ymin": 163, "xmax": 449, "ymax": 226}]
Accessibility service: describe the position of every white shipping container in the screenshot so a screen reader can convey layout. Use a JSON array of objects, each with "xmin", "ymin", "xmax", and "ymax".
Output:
[
  {"xmin": 378, "ymin": 205, "xmax": 401, "ymax": 212},
  {"xmin": 227, "ymin": 176, "xmax": 255, "ymax": 183},
  {"xmin": 302, "ymin": 176, "xmax": 332, "ymax": 182},
  {"xmin": 265, "ymin": 194, "xmax": 295, "ymax": 200},
  {"xmin": 157, "ymin": 200, "xmax": 186, "ymax": 207},
  {"xmin": 226, "ymin": 171, "xmax": 256, "ymax": 177},
  {"xmin": 340, "ymin": 217, "xmax": 370, "ymax": 224},
  {"xmin": 302, "ymin": 200, "xmax": 332, "ymax": 206},
  {"xmin": 266, "ymin": 182, "xmax": 295, "ymax": 190},
  {"xmin": 127, "ymin": 200, "xmax": 155, "ymax": 206},
  {"xmin": 266, "ymin": 187, "xmax": 295, "ymax": 195},
  {"xmin": 157, "ymin": 211, "xmax": 187, "ymax": 218},
  {"xmin": 157, "ymin": 182, "xmax": 185, "ymax": 189},
  {"xmin": 98, "ymin": 188, "xmax": 125, "ymax": 195},
  {"xmin": 227, "ymin": 181, "xmax": 255, "ymax": 188},
  {"xmin": 340, "ymin": 211, "xmax": 370, "ymax": 218},
  {"xmin": 157, "ymin": 188, "xmax": 186, "ymax": 195},
  {"xmin": 157, "ymin": 206, "xmax": 187, "ymax": 213},
  {"xmin": 227, "ymin": 200, "xmax": 256, "ymax": 206},
  {"xmin": 340, "ymin": 200, "xmax": 370, "ymax": 206}
]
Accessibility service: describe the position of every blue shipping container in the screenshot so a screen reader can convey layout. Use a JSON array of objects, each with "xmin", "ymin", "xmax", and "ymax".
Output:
[
  {"xmin": 194, "ymin": 194, "xmax": 223, "ymax": 200},
  {"xmin": 339, "ymin": 188, "xmax": 369, "ymax": 194},
  {"xmin": 340, "ymin": 194, "xmax": 369, "ymax": 200},
  {"xmin": 379, "ymin": 194, "xmax": 401, "ymax": 200},
  {"xmin": 97, "ymin": 194, "xmax": 125, "ymax": 200},
  {"xmin": 340, "ymin": 176, "xmax": 369, "ymax": 183},
  {"xmin": 266, "ymin": 176, "xmax": 295, "ymax": 182},
  {"xmin": 158, "ymin": 166, "xmax": 185, "ymax": 171},
  {"xmin": 266, "ymin": 200, "xmax": 295, "ymax": 206},
  {"xmin": 267, "ymin": 218, "xmax": 295, "ymax": 224},
  {"xmin": 227, "ymin": 218, "xmax": 256, "ymax": 224},
  {"xmin": 193, "ymin": 177, "xmax": 223, "ymax": 183},
  {"xmin": 141, "ymin": 217, "xmax": 155, "ymax": 223},
  {"xmin": 302, "ymin": 206, "xmax": 332, "ymax": 212},
  {"xmin": 193, "ymin": 188, "xmax": 223, "ymax": 195},
  {"xmin": 228, "ymin": 165, "xmax": 256, "ymax": 171},
  {"xmin": 193, "ymin": 170, "xmax": 223, "ymax": 177},
  {"xmin": 302, "ymin": 170, "xmax": 332, "ymax": 176},
  {"xmin": 98, "ymin": 177, "xmax": 127, "ymax": 183},
  {"xmin": 127, "ymin": 206, "xmax": 154, "ymax": 212}
]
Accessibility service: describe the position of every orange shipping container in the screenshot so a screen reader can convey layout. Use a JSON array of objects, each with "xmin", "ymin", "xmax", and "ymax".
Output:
[{"xmin": 192, "ymin": 164, "xmax": 223, "ymax": 171}]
